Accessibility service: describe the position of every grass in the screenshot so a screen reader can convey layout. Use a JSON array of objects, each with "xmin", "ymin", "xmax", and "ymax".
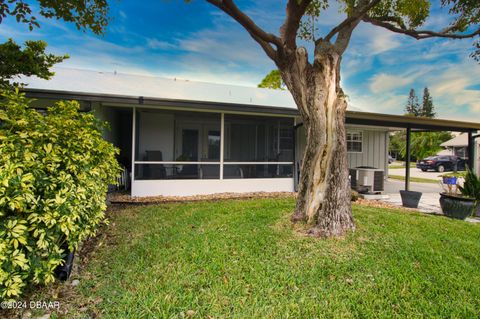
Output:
[
  {"xmin": 388, "ymin": 161, "xmax": 417, "ymax": 169},
  {"xmin": 388, "ymin": 174, "xmax": 439, "ymax": 184},
  {"xmin": 33, "ymin": 199, "xmax": 480, "ymax": 318}
]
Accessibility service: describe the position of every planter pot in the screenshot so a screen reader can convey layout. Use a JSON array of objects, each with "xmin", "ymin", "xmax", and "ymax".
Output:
[
  {"xmin": 54, "ymin": 246, "xmax": 75, "ymax": 281},
  {"xmin": 442, "ymin": 176, "xmax": 458, "ymax": 185},
  {"xmin": 439, "ymin": 193, "xmax": 476, "ymax": 220},
  {"xmin": 400, "ymin": 190, "xmax": 422, "ymax": 208}
]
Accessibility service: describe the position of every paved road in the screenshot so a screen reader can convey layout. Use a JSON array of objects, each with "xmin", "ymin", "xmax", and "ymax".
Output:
[{"xmin": 388, "ymin": 167, "xmax": 447, "ymax": 180}]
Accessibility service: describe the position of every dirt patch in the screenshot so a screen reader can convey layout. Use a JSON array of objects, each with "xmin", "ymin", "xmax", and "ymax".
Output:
[{"xmin": 354, "ymin": 198, "xmax": 417, "ymax": 211}]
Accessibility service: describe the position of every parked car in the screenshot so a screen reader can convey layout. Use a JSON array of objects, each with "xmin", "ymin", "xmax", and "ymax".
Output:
[
  {"xmin": 388, "ymin": 155, "xmax": 395, "ymax": 164},
  {"xmin": 416, "ymin": 155, "xmax": 465, "ymax": 172}
]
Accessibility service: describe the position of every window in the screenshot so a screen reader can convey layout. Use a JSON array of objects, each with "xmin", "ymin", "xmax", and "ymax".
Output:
[{"xmin": 347, "ymin": 131, "xmax": 362, "ymax": 153}]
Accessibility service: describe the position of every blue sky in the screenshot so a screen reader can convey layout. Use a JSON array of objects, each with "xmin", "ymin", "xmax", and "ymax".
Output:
[{"xmin": 1, "ymin": 0, "xmax": 479, "ymax": 121}]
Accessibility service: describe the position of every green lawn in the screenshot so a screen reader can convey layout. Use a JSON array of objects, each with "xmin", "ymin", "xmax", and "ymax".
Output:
[
  {"xmin": 39, "ymin": 199, "xmax": 480, "ymax": 318},
  {"xmin": 388, "ymin": 162, "xmax": 417, "ymax": 169},
  {"xmin": 388, "ymin": 174, "xmax": 439, "ymax": 184}
]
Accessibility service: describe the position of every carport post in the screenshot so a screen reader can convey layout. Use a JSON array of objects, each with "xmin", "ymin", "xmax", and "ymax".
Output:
[
  {"xmin": 468, "ymin": 131, "xmax": 474, "ymax": 170},
  {"xmin": 405, "ymin": 126, "xmax": 411, "ymax": 191}
]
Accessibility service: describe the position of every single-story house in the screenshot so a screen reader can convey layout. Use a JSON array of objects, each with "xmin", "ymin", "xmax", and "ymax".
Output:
[
  {"xmin": 23, "ymin": 68, "xmax": 480, "ymax": 197},
  {"xmin": 439, "ymin": 133, "xmax": 480, "ymax": 172}
]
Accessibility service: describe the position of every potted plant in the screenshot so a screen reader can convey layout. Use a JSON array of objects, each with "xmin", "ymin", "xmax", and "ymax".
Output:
[
  {"xmin": 400, "ymin": 189, "xmax": 422, "ymax": 208},
  {"xmin": 439, "ymin": 169, "xmax": 479, "ymax": 220},
  {"xmin": 458, "ymin": 168, "xmax": 480, "ymax": 218},
  {"xmin": 439, "ymin": 171, "xmax": 465, "ymax": 196}
]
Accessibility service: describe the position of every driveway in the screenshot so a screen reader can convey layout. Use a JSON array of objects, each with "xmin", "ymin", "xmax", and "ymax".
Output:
[{"xmin": 383, "ymin": 179, "xmax": 442, "ymax": 214}]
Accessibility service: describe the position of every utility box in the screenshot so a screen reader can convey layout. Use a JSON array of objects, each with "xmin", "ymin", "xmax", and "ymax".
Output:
[{"xmin": 354, "ymin": 167, "xmax": 384, "ymax": 193}]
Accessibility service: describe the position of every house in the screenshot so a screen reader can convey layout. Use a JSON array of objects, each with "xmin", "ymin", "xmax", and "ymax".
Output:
[
  {"xmin": 23, "ymin": 68, "xmax": 480, "ymax": 197},
  {"xmin": 440, "ymin": 133, "xmax": 480, "ymax": 172}
]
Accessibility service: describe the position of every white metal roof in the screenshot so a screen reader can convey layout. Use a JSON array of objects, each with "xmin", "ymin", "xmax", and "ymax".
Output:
[{"xmin": 21, "ymin": 68, "xmax": 364, "ymax": 112}]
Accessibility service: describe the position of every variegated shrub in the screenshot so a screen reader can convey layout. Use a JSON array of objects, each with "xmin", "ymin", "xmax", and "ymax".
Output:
[{"xmin": 0, "ymin": 89, "xmax": 121, "ymax": 299}]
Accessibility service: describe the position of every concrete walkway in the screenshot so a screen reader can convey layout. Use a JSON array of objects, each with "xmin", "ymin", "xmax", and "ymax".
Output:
[{"xmin": 381, "ymin": 179, "xmax": 480, "ymax": 223}]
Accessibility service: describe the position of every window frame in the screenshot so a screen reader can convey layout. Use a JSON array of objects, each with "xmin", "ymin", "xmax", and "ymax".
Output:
[{"xmin": 346, "ymin": 130, "xmax": 363, "ymax": 153}]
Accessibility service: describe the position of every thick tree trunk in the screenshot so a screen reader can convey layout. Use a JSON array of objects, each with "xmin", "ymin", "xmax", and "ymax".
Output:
[{"xmin": 281, "ymin": 43, "xmax": 355, "ymax": 237}]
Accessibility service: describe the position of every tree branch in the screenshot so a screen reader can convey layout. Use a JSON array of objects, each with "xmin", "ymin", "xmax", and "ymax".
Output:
[
  {"xmin": 329, "ymin": 0, "xmax": 382, "ymax": 55},
  {"xmin": 206, "ymin": 0, "xmax": 282, "ymax": 61},
  {"xmin": 363, "ymin": 16, "xmax": 480, "ymax": 40},
  {"xmin": 280, "ymin": 0, "xmax": 312, "ymax": 50},
  {"xmin": 324, "ymin": 0, "xmax": 381, "ymax": 42}
]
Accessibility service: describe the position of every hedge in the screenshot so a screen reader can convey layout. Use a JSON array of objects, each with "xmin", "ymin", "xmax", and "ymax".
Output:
[{"xmin": 0, "ymin": 89, "xmax": 121, "ymax": 299}]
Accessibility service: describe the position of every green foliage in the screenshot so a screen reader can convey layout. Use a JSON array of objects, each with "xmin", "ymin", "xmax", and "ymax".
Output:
[
  {"xmin": 0, "ymin": 89, "xmax": 121, "ymax": 299},
  {"xmin": 388, "ymin": 131, "xmax": 405, "ymax": 160},
  {"xmin": 390, "ymin": 130, "xmax": 453, "ymax": 161},
  {"xmin": 407, "ymin": 131, "xmax": 453, "ymax": 161},
  {"xmin": 420, "ymin": 87, "xmax": 435, "ymax": 118},
  {"xmin": 458, "ymin": 167, "xmax": 480, "ymax": 201},
  {"xmin": 0, "ymin": 39, "xmax": 67, "ymax": 88},
  {"xmin": 0, "ymin": 0, "xmax": 110, "ymax": 34},
  {"xmin": 441, "ymin": 0, "xmax": 480, "ymax": 61},
  {"xmin": 297, "ymin": 0, "xmax": 329, "ymax": 41},
  {"xmin": 258, "ymin": 70, "xmax": 285, "ymax": 90},
  {"xmin": 0, "ymin": 0, "xmax": 110, "ymax": 89},
  {"xmin": 368, "ymin": 0, "xmax": 431, "ymax": 28},
  {"xmin": 405, "ymin": 88, "xmax": 420, "ymax": 116}
]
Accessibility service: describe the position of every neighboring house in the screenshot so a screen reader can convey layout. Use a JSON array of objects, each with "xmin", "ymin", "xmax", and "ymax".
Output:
[
  {"xmin": 440, "ymin": 133, "xmax": 480, "ymax": 172},
  {"xmin": 23, "ymin": 68, "xmax": 480, "ymax": 197}
]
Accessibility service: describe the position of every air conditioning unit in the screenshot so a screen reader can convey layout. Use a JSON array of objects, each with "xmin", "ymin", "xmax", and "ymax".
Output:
[{"xmin": 355, "ymin": 167, "xmax": 384, "ymax": 193}]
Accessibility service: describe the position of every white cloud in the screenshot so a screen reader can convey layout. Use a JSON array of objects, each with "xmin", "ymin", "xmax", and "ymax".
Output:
[
  {"xmin": 368, "ymin": 66, "xmax": 433, "ymax": 94},
  {"xmin": 146, "ymin": 38, "xmax": 176, "ymax": 50}
]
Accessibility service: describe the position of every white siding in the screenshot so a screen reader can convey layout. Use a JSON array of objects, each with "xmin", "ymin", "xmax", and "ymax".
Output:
[{"xmin": 295, "ymin": 124, "xmax": 389, "ymax": 173}]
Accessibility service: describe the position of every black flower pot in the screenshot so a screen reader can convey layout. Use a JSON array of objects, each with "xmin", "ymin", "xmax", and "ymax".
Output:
[
  {"xmin": 54, "ymin": 245, "xmax": 75, "ymax": 281},
  {"xmin": 400, "ymin": 190, "xmax": 422, "ymax": 208},
  {"xmin": 439, "ymin": 193, "xmax": 476, "ymax": 220}
]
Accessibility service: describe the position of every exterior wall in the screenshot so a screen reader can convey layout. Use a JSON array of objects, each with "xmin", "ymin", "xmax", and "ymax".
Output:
[
  {"xmin": 295, "ymin": 124, "xmax": 389, "ymax": 174},
  {"xmin": 132, "ymin": 178, "xmax": 293, "ymax": 197}
]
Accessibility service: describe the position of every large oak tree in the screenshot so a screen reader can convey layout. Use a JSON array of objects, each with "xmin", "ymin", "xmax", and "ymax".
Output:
[{"xmin": 205, "ymin": 0, "xmax": 479, "ymax": 237}]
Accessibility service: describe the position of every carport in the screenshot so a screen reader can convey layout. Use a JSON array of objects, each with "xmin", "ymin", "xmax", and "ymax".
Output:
[{"xmin": 346, "ymin": 111, "xmax": 480, "ymax": 191}]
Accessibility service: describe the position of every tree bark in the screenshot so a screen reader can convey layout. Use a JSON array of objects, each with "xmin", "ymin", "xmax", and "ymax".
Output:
[{"xmin": 280, "ymin": 41, "xmax": 355, "ymax": 237}]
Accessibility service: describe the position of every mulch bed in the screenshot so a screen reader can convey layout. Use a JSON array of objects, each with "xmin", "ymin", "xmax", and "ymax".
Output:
[{"xmin": 108, "ymin": 191, "xmax": 297, "ymax": 205}]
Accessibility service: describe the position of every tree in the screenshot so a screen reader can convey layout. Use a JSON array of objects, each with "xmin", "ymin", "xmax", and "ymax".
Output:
[
  {"xmin": 205, "ymin": 0, "xmax": 479, "ymax": 237},
  {"xmin": 0, "ymin": 39, "xmax": 67, "ymax": 88},
  {"xmin": 421, "ymin": 87, "xmax": 435, "ymax": 118},
  {"xmin": 401, "ymin": 131, "xmax": 453, "ymax": 161},
  {"xmin": 405, "ymin": 89, "xmax": 420, "ymax": 116},
  {"xmin": 391, "ymin": 88, "xmax": 444, "ymax": 160},
  {"xmin": 0, "ymin": 0, "xmax": 109, "ymax": 88},
  {"xmin": 258, "ymin": 70, "xmax": 285, "ymax": 90}
]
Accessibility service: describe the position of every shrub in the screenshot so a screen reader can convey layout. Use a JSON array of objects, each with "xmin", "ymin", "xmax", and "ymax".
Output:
[{"xmin": 0, "ymin": 89, "xmax": 121, "ymax": 299}]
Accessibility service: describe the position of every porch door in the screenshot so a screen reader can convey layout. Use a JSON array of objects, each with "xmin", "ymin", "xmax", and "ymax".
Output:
[
  {"xmin": 176, "ymin": 123, "xmax": 201, "ymax": 161},
  {"xmin": 203, "ymin": 125, "xmax": 220, "ymax": 161},
  {"xmin": 175, "ymin": 123, "xmax": 220, "ymax": 162}
]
